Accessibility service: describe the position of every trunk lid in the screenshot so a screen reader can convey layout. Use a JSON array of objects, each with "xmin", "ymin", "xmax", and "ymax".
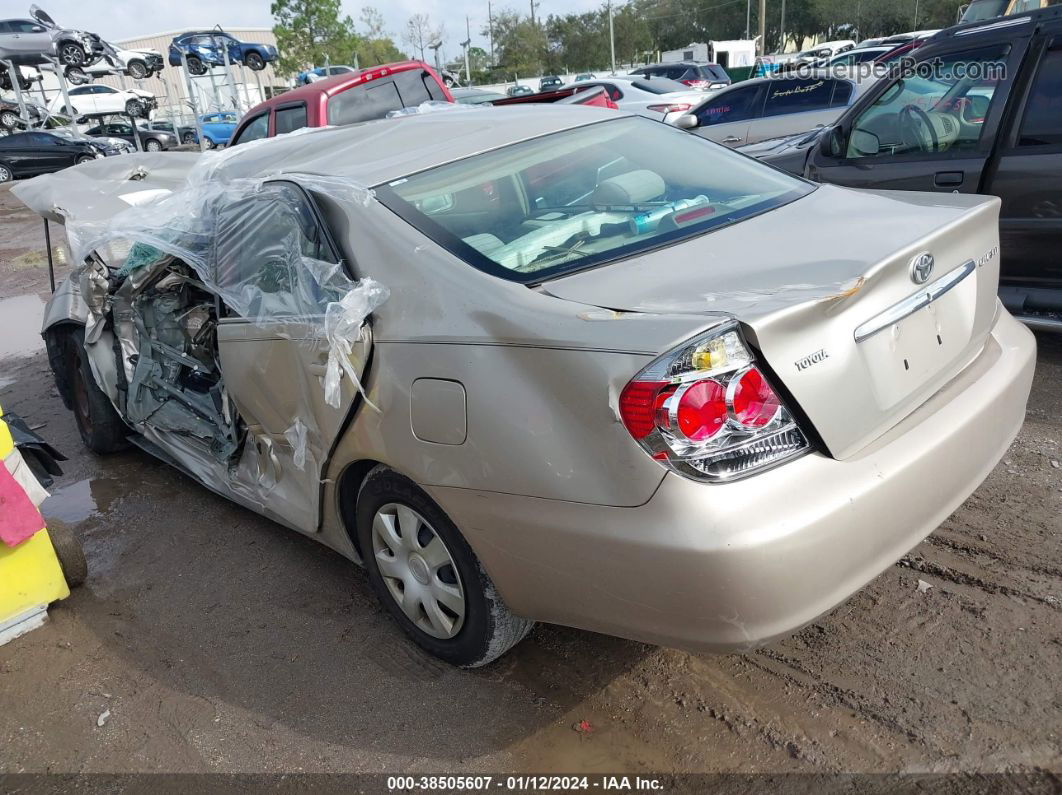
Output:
[{"xmin": 542, "ymin": 185, "xmax": 1003, "ymax": 459}]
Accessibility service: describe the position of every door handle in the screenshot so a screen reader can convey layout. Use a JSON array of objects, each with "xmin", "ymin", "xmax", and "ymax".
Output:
[
  {"xmin": 934, "ymin": 171, "xmax": 964, "ymax": 187},
  {"xmin": 723, "ymin": 136, "xmax": 742, "ymax": 144}
]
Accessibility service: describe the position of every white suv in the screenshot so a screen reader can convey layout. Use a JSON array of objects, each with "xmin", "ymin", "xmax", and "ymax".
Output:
[{"xmin": 47, "ymin": 83, "xmax": 156, "ymax": 118}]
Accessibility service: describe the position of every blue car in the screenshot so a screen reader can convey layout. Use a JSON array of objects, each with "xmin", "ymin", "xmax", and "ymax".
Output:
[
  {"xmin": 295, "ymin": 65, "xmax": 357, "ymax": 85},
  {"xmin": 196, "ymin": 112, "xmax": 237, "ymax": 148},
  {"xmin": 168, "ymin": 30, "xmax": 277, "ymax": 75}
]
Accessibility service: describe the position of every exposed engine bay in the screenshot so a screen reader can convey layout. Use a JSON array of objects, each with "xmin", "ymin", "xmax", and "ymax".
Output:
[{"xmin": 112, "ymin": 256, "xmax": 241, "ymax": 461}]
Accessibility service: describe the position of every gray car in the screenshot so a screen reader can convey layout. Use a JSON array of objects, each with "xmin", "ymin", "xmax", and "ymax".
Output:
[
  {"xmin": 673, "ymin": 74, "xmax": 872, "ymax": 147},
  {"xmin": 0, "ymin": 7, "xmax": 105, "ymax": 67},
  {"xmin": 14, "ymin": 107, "xmax": 1035, "ymax": 667}
]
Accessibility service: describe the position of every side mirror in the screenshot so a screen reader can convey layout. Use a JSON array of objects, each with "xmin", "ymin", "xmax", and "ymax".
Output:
[
  {"xmin": 820, "ymin": 126, "xmax": 847, "ymax": 158},
  {"xmin": 850, "ymin": 129, "xmax": 880, "ymax": 157},
  {"xmin": 674, "ymin": 114, "xmax": 699, "ymax": 130},
  {"xmin": 76, "ymin": 116, "xmax": 89, "ymax": 124}
]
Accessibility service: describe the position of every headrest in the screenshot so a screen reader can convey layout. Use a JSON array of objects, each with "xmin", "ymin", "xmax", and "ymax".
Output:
[{"xmin": 592, "ymin": 169, "xmax": 666, "ymax": 207}]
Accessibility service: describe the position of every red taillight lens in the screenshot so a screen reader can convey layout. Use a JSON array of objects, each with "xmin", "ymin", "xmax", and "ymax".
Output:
[
  {"xmin": 729, "ymin": 367, "xmax": 781, "ymax": 428},
  {"xmin": 676, "ymin": 379, "xmax": 727, "ymax": 441},
  {"xmin": 619, "ymin": 380, "xmax": 667, "ymax": 439},
  {"xmin": 646, "ymin": 103, "xmax": 692, "ymax": 114},
  {"xmin": 617, "ymin": 324, "xmax": 809, "ymax": 482}
]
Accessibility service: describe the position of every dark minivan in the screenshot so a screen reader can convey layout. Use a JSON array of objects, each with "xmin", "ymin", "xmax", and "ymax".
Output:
[
  {"xmin": 750, "ymin": 7, "xmax": 1062, "ymax": 330},
  {"xmin": 630, "ymin": 62, "xmax": 731, "ymax": 90}
]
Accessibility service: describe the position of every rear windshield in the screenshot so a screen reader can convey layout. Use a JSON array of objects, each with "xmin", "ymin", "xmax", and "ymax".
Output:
[
  {"xmin": 629, "ymin": 77, "xmax": 689, "ymax": 94},
  {"xmin": 699, "ymin": 64, "xmax": 729, "ymax": 81},
  {"xmin": 376, "ymin": 117, "xmax": 813, "ymax": 283}
]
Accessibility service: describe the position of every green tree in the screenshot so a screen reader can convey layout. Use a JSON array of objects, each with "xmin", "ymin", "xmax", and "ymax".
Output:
[
  {"xmin": 271, "ymin": 0, "xmax": 360, "ymax": 76},
  {"xmin": 356, "ymin": 6, "xmax": 408, "ymax": 66}
]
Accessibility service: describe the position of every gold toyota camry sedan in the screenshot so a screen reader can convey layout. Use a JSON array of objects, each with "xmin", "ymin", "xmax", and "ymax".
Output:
[{"xmin": 16, "ymin": 105, "xmax": 1035, "ymax": 666}]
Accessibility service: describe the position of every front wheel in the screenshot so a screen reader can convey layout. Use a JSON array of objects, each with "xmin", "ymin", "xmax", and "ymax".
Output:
[
  {"xmin": 124, "ymin": 99, "xmax": 144, "ymax": 118},
  {"xmin": 66, "ymin": 327, "xmax": 128, "ymax": 454},
  {"xmin": 0, "ymin": 110, "xmax": 19, "ymax": 130},
  {"xmin": 185, "ymin": 55, "xmax": 206, "ymax": 76},
  {"xmin": 356, "ymin": 467, "xmax": 534, "ymax": 667},
  {"xmin": 59, "ymin": 41, "xmax": 87, "ymax": 66},
  {"xmin": 0, "ymin": 162, "xmax": 13, "ymax": 183},
  {"xmin": 126, "ymin": 60, "xmax": 148, "ymax": 80},
  {"xmin": 49, "ymin": 524, "xmax": 87, "ymax": 588},
  {"xmin": 181, "ymin": 131, "xmax": 196, "ymax": 144},
  {"xmin": 75, "ymin": 155, "xmax": 94, "ymax": 165},
  {"xmin": 143, "ymin": 138, "xmax": 162, "ymax": 152},
  {"xmin": 244, "ymin": 52, "xmax": 265, "ymax": 71}
]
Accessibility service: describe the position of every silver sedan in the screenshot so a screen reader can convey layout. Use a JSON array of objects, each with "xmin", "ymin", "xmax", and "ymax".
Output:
[{"xmin": 18, "ymin": 106, "xmax": 1035, "ymax": 667}]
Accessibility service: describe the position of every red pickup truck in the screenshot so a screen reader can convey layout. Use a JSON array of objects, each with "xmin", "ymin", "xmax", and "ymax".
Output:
[{"xmin": 229, "ymin": 60, "xmax": 453, "ymax": 146}]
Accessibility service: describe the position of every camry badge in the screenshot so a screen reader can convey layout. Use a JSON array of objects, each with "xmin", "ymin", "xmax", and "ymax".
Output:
[{"xmin": 910, "ymin": 252, "xmax": 935, "ymax": 285}]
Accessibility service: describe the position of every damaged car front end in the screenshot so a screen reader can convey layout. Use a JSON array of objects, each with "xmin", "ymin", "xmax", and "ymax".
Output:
[{"xmin": 14, "ymin": 108, "xmax": 1036, "ymax": 668}]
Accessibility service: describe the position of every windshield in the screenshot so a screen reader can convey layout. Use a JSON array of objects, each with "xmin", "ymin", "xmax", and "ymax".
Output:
[{"xmin": 376, "ymin": 117, "xmax": 813, "ymax": 283}]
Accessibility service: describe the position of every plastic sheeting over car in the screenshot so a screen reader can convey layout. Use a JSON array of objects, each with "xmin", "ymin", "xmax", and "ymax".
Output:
[{"xmin": 11, "ymin": 143, "xmax": 388, "ymax": 408}]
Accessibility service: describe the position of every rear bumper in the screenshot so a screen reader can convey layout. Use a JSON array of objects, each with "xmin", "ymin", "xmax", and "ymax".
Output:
[{"xmin": 430, "ymin": 307, "xmax": 1036, "ymax": 652}]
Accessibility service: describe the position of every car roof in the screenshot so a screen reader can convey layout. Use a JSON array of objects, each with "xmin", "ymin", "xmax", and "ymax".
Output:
[
  {"xmin": 933, "ymin": 3, "xmax": 1062, "ymax": 40},
  {"xmin": 213, "ymin": 106, "xmax": 633, "ymax": 189}
]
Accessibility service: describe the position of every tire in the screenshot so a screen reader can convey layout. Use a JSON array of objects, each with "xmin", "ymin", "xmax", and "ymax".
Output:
[
  {"xmin": 185, "ymin": 56, "xmax": 206, "ymax": 76},
  {"xmin": 127, "ymin": 60, "xmax": 148, "ymax": 80},
  {"xmin": 67, "ymin": 326, "xmax": 128, "ymax": 454},
  {"xmin": 356, "ymin": 467, "xmax": 534, "ymax": 668},
  {"xmin": 144, "ymin": 138, "xmax": 162, "ymax": 152},
  {"xmin": 49, "ymin": 524, "xmax": 87, "ymax": 588},
  {"xmin": 203, "ymin": 137, "xmax": 215, "ymax": 150},
  {"xmin": 75, "ymin": 155, "xmax": 94, "ymax": 165},
  {"xmin": 61, "ymin": 105, "xmax": 80, "ymax": 118},
  {"xmin": 181, "ymin": 131, "xmax": 195, "ymax": 144},
  {"xmin": 64, "ymin": 66, "xmax": 89, "ymax": 85},
  {"xmin": 0, "ymin": 110, "xmax": 18, "ymax": 130},
  {"xmin": 244, "ymin": 52, "xmax": 265, "ymax": 71},
  {"xmin": 0, "ymin": 162, "xmax": 12, "ymax": 182},
  {"xmin": 124, "ymin": 99, "xmax": 143, "ymax": 118},
  {"xmin": 59, "ymin": 41, "xmax": 87, "ymax": 67}
]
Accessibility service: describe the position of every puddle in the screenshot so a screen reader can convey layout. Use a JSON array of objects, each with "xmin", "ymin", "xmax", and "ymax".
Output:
[
  {"xmin": 0, "ymin": 294, "xmax": 45, "ymax": 359},
  {"xmin": 40, "ymin": 477, "xmax": 123, "ymax": 524}
]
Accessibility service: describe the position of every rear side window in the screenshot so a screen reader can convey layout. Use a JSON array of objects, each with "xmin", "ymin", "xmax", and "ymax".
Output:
[
  {"xmin": 831, "ymin": 81, "xmax": 854, "ymax": 107},
  {"xmin": 328, "ymin": 81, "xmax": 397, "ymax": 125},
  {"xmin": 274, "ymin": 103, "xmax": 307, "ymax": 135},
  {"xmin": 232, "ymin": 112, "xmax": 268, "ymax": 145},
  {"xmin": 1018, "ymin": 47, "xmax": 1062, "ymax": 147},
  {"xmin": 763, "ymin": 79, "xmax": 833, "ymax": 116},
  {"xmin": 695, "ymin": 84, "xmax": 763, "ymax": 125}
]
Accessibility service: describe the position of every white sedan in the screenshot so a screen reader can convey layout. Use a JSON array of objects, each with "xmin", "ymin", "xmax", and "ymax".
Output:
[
  {"xmin": 47, "ymin": 84, "xmax": 156, "ymax": 119},
  {"xmin": 568, "ymin": 76, "xmax": 710, "ymax": 123}
]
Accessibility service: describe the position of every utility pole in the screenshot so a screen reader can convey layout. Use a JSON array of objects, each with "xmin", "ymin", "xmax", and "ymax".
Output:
[
  {"xmin": 914, "ymin": 0, "xmax": 920, "ymax": 27},
  {"xmin": 780, "ymin": 0, "xmax": 786, "ymax": 53},
  {"xmin": 608, "ymin": 1, "xmax": 616, "ymax": 75},
  {"xmin": 462, "ymin": 16, "xmax": 472, "ymax": 85},
  {"xmin": 758, "ymin": 0, "xmax": 766, "ymax": 55},
  {"xmin": 530, "ymin": 0, "xmax": 539, "ymax": 27},
  {"xmin": 745, "ymin": 0, "xmax": 752, "ymax": 39},
  {"xmin": 488, "ymin": 0, "xmax": 495, "ymax": 67}
]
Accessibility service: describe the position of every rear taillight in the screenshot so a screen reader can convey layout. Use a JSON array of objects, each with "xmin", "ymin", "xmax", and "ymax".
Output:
[
  {"xmin": 646, "ymin": 103, "xmax": 692, "ymax": 114},
  {"xmin": 619, "ymin": 324, "xmax": 809, "ymax": 482},
  {"xmin": 682, "ymin": 79, "xmax": 710, "ymax": 89}
]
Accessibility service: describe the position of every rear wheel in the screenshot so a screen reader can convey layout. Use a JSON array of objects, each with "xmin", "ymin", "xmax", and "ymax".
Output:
[
  {"xmin": 203, "ymin": 137, "xmax": 215, "ymax": 150},
  {"xmin": 59, "ymin": 41, "xmax": 87, "ymax": 66},
  {"xmin": 0, "ymin": 110, "xmax": 19, "ymax": 130},
  {"xmin": 144, "ymin": 138, "xmax": 163, "ymax": 152},
  {"xmin": 64, "ymin": 66, "xmax": 89, "ymax": 85},
  {"xmin": 181, "ymin": 131, "xmax": 196, "ymax": 144},
  {"xmin": 244, "ymin": 52, "xmax": 265, "ymax": 71},
  {"xmin": 67, "ymin": 327, "xmax": 128, "ymax": 454},
  {"xmin": 356, "ymin": 467, "xmax": 534, "ymax": 667},
  {"xmin": 49, "ymin": 524, "xmax": 87, "ymax": 588},
  {"xmin": 185, "ymin": 56, "xmax": 206, "ymax": 76}
]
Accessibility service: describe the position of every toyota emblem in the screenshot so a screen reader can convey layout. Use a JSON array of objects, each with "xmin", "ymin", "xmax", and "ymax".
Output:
[{"xmin": 910, "ymin": 252, "xmax": 935, "ymax": 285}]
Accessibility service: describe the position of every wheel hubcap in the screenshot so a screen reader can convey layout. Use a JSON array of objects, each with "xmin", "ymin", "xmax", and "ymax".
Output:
[
  {"xmin": 0, "ymin": 166, "xmax": 11, "ymax": 181},
  {"xmin": 372, "ymin": 503, "xmax": 466, "ymax": 639}
]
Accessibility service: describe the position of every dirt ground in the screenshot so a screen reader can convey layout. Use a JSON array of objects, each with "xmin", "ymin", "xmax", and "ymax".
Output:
[{"xmin": 0, "ymin": 182, "xmax": 1059, "ymax": 777}]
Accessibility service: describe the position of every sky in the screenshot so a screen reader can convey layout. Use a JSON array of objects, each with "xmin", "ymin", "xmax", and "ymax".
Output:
[{"xmin": 29, "ymin": 0, "xmax": 604, "ymax": 63}]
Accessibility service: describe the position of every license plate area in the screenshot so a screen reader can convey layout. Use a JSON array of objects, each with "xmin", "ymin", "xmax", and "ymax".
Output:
[{"xmin": 856, "ymin": 263, "xmax": 978, "ymax": 410}]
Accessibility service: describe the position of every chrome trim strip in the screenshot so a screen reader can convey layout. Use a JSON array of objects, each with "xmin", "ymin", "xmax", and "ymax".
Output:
[
  {"xmin": 854, "ymin": 260, "xmax": 976, "ymax": 343},
  {"xmin": 1019, "ymin": 316, "xmax": 1062, "ymax": 333},
  {"xmin": 955, "ymin": 16, "xmax": 1032, "ymax": 35}
]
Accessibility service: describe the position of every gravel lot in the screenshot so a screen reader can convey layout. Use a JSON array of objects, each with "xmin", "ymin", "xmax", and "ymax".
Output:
[{"xmin": 0, "ymin": 182, "xmax": 1059, "ymax": 776}]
